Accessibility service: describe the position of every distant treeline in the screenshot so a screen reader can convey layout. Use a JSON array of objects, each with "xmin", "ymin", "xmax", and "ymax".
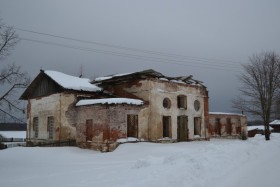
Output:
[
  {"xmin": 0, "ymin": 123, "xmax": 27, "ymax": 131},
  {"xmin": 247, "ymin": 120, "xmax": 263, "ymax": 126}
]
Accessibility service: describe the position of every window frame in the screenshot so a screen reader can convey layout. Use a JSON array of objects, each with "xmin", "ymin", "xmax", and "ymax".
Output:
[
  {"xmin": 177, "ymin": 95, "xmax": 187, "ymax": 109},
  {"xmin": 47, "ymin": 116, "xmax": 54, "ymax": 139},
  {"xmin": 194, "ymin": 100, "xmax": 200, "ymax": 111},
  {"xmin": 162, "ymin": 116, "xmax": 172, "ymax": 138},
  {"xmin": 163, "ymin": 97, "xmax": 171, "ymax": 109},
  {"xmin": 33, "ymin": 117, "xmax": 39, "ymax": 138}
]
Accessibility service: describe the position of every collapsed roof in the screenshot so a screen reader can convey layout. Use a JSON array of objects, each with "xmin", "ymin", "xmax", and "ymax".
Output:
[{"xmin": 93, "ymin": 69, "xmax": 205, "ymax": 86}]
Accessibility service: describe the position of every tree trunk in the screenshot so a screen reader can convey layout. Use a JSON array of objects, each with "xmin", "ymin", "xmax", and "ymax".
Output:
[
  {"xmin": 264, "ymin": 124, "xmax": 270, "ymax": 140},
  {"xmin": 265, "ymin": 130, "xmax": 270, "ymax": 140}
]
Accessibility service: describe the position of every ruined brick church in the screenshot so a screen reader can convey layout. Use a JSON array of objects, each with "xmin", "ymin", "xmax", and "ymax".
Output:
[{"xmin": 21, "ymin": 69, "xmax": 247, "ymax": 151}]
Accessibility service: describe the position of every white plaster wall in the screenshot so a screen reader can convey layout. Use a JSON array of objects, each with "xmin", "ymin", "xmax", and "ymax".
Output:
[
  {"xmin": 149, "ymin": 80, "xmax": 207, "ymax": 140},
  {"xmin": 29, "ymin": 93, "xmax": 60, "ymax": 140},
  {"xmin": 28, "ymin": 93, "xmax": 76, "ymax": 141}
]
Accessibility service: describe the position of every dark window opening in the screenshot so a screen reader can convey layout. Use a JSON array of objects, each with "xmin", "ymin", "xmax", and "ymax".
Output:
[
  {"xmin": 86, "ymin": 119, "xmax": 93, "ymax": 141},
  {"xmin": 33, "ymin": 117, "xmax": 39, "ymax": 138},
  {"xmin": 215, "ymin": 118, "xmax": 221, "ymax": 135},
  {"xmin": 127, "ymin": 114, "xmax": 138, "ymax": 138},
  {"xmin": 194, "ymin": 117, "xmax": 201, "ymax": 136},
  {"xmin": 163, "ymin": 98, "xmax": 171, "ymax": 109},
  {"xmin": 163, "ymin": 116, "xmax": 171, "ymax": 138},
  {"xmin": 177, "ymin": 95, "xmax": 187, "ymax": 109},
  {"xmin": 226, "ymin": 118, "xmax": 232, "ymax": 135}
]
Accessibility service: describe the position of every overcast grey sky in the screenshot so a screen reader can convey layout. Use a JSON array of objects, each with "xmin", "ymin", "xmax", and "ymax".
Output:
[{"xmin": 1, "ymin": 0, "xmax": 280, "ymax": 117}]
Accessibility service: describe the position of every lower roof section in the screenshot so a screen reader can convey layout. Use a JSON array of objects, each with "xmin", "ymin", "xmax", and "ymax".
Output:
[{"xmin": 76, "ymin": 98, "xmax": 144, "ymax": 106}]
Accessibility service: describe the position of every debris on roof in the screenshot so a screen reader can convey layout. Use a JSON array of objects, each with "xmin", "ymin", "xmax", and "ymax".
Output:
[{"xmin": 93, "ymin": 69, "xmax": 205, "ymax": 86}]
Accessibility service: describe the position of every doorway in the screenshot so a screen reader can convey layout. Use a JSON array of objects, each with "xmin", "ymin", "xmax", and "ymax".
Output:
[
  {"xmin": 86, "ymin": 119, "xmax": 93, "ymax": 141},
  {"xmin": 194, "ymin": 117, "xmax": 201, "ymax": 136},
  {"xmin": 162, "ymin": 116, "xmax": 171, "ymax": 138},
  {"xmin": 177, "ymin": 115, "xmax": 188, "ymax": 141}
]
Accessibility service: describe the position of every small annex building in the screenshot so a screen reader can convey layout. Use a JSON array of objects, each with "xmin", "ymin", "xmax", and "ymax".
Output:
[
  {"xmin": 21, "ymin": 69, "xmax": 219, "ymax": 151},
  {"xmin": 269, "ymin": 120, "xmax": 280, "ymax": 133},
  {"xmin": 209, "ymin": 112, "xmax": 247, "ymax": 138},
  {"xmin": 247, "ymin": 126, "xmax": 273, "ymax": 137},
  {"xmin": 75, "ymin": 98, "xmax": 145, "ymax": 151}
]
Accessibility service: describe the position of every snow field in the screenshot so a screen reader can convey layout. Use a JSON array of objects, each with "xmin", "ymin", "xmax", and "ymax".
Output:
[
  {"xmin": 0, "ymin": 134, "xmax": 280, "ymax": 187},
  {"xmin": 0, "ymin": 131, "xmax": 26, "ymax": 138}
]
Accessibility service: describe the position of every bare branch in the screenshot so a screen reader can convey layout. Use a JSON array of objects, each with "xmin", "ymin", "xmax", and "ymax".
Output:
[{"xmin": 0, "ymin": 22, "xmax": 19, "ymax": 60}]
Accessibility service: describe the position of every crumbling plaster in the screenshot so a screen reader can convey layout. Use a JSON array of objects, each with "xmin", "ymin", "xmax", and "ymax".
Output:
[
  {"xmin": 28, "ymin": 93, "xmax": 78, "ymax": 142},
  {"xmin": 122, "ymin": 78, "xmax": 209, "ymax": 140},
  {"xmin": 209, "ymin": 113, "xmax": 247, "ymax": 137},
  {"xmin": 76, "ymin": 104, "xmax": 146, "ymax": 151}
]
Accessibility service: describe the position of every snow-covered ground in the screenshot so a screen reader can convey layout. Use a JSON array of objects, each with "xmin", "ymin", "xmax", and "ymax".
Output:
[
  {"xmin": 0, "ymin": 134, "xmax": 280, "ymax": 187},
  {"xmin": 0, "ymin": 131, "xmax": 26, "ymax": 138}
]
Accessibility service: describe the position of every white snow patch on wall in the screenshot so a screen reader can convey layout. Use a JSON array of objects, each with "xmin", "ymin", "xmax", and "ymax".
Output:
[{"xmin": 76, "ymin": 98, "xmax": 144, "ymax": 106}]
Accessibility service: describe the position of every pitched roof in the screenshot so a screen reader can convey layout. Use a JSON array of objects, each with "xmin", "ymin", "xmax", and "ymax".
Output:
[
  {"xmin": 44, "ymin": 70, "xmax": 102, "ymax": 92},
  {"xmin": 20, "ymin": 70, "xmax": 102, "ymax": 100}
]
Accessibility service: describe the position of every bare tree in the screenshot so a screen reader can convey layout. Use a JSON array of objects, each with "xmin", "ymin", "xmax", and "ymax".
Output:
[
  {"xmin": 0, "ymin": 19, "xmax": 29, "ymax": 122},
  {"xmin": 233, "ymin": 52, "xmax": 280, "ymax": 140},
  {"xmin": 0, "ymin": 20, "xmax": 19, "ymax": 60}
]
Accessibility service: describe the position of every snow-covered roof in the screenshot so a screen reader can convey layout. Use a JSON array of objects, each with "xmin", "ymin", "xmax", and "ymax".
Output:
[
  {"xmin": 76, "ymin": 98, "xmax": 144, "ymax": 106},
  {"xmin": 270, "ymin": 120, "xmax": 280, "ymax": 125},
  {"xmin": 209, "ymin": 112, "xmax": 245, "ymax": 116},
  {"xmin": 44, "ymin": 70, "xmax": 102, "ymax": 92},
  {"xmin": 247, "ymin": 125, "xmax": 273, "ymax": 131},
  {"xmin": 94, "ymin": 72, "xmax": 134, "ymax": 82}
]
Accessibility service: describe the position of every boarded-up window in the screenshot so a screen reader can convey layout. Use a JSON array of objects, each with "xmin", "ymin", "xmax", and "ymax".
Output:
[
  {"xmin": 194, "ymin": 117, "xmax": 201, "ymax": 136},
  {"xmin": 127, "ymin": 114, "xmax": 138, "ymax": 138},
  {"xmin": 177, "ymin": 116, "xmax": 188, "ymax": 141},
  {"xmin": 177, "ymin": 95, "xmax": 187, "ymax": 109},
  {"xmin": 226, "ymin": 118, "xmax": 232, "ymax": 135},
  {"xmin": 86, "ymin": 119, "xmax": 93, "ymax": 141},
  {"xmin": 47, "ymin": 116, "xmax": 54, "ymax": 139},
  {"xmin": 163, "ymin": 116, "xmax": 171, "ymax": 138},
  {"xmin": 33, "ymin": 117, "xmax": 39, "ymax": 138}
]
